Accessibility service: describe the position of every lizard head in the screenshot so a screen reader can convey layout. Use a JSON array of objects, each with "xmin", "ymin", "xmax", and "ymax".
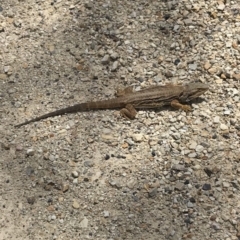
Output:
[{"xmin": 180, "ymin": 83, "xmax": 209, "ymax": 102}]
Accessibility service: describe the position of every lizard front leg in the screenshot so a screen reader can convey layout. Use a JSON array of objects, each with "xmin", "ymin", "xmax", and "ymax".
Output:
[
  {"xmin": 120, "ymin": 104, "xmax": 137, "ymax": 119},
  {"xmin": 171, "ymin": 100, "xmax": 192, "ymax": 111}
]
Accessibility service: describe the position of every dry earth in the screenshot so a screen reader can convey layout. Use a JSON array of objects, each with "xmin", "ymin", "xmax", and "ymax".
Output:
[{"xmin": 0, "ymin": 0, "xmax": 240, "ymax": 239}]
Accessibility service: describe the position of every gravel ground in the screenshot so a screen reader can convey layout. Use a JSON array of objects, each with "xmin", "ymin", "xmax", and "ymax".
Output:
[{"xmin": 1, "ymin": 0, "xmax": 240, "ymax": 239}]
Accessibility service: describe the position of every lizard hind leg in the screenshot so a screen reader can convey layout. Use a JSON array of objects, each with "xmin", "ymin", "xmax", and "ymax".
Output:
[
  {"xmin": 120, "ymin": 104, "xmax": 137, "ymax": 119},
  {"xmin": 116, "ymin": 86, "xmax": 134, "ymax": 97}
]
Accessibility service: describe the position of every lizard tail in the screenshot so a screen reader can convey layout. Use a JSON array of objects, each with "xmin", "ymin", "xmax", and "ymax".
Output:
[{"xmin": 15, "ymin": 98, "xmax": 125, "ymax": 127}]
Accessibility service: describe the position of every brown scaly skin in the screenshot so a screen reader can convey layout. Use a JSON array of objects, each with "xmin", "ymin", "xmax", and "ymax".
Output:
[{"xmin": 15, "ymin": 82, "xmax": 209, "ymax": 127}]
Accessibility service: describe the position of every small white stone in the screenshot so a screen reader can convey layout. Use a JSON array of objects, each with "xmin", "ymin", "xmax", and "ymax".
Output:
[
  {"xmin": 232, "ymin": 89, "xmax": 239, "ymax": 96},
  {"xmin": 73, "ymin": 178, "xmax": 78, "ymax": 184},
  {"xmin": 188, "ymin": 152, "xmax": 197, "ymax": 158},
  {"xmin": 131, "ymin": 133, "xmax": 143, "ymax": 142},
  {"xmin": 226, "ymin": 41, "xmax": 232, "ymax": 48},
  {"xmin": 215, "ymin": 79, "xmax": 222, "ymax": 84},
  {"xmin": 49, "ymin": 154, "xmax": 55, "ymax": 161},
  {"xmin": 220, "ymin": 124, "xmax": 228, "ymax": 130},
  {"xmin": 196, "ymin": 145, "xmax": 204, "ymax": 152},
  {"xmin": 111, "ymin": 61, "xmax": 118, "ymax": 71},
  {"xmin": 80, "ymin": 217, "xmax": 88, "ymax": 228},
  {"xmin": 223, "ymin": 110, "xmax": 230, "ymax": 115},
  {"xmin": 213, "ymin": 116, "xmax": 220, "ymax": 123},
  {"xmin": 4, "ymin": 66, "xmax": 10, "ymax": 73},
  {"xmin": 222, "ymin": 182, "xmax": 230, "ymax": 188},
  {"xmin": 173, "ymin": 25, "xmax": 180, "ymax": 31},
  {"xmin": 189, "ymin": 63, "xmax": 197, "ymax": 70},
  {"xmin": 103, "ymin": 211, "xmax": 110, "ymax": 217},
  {"xmin": 189, "ymin": 141, "xmax": 197, "ymax": 150},
  {"xmin": 193, "ymin": 164, "xmax": 201, "ymax": 170},
  {"xmin": 26, "ymin": 148, "xmax": 35, "ymax": 156},
  {"xmin": 217, "ymin": 3, "xmax": 225, "ymax": 10},
  {"xmin": 72, "ymin": 171, "xmax": 79, "ymax": 178}
]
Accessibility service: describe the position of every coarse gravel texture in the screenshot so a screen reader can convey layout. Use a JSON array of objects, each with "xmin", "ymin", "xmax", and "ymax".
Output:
[{"xmin": 1, "ymin": 0, "xmax": 240, "ymax": 239}]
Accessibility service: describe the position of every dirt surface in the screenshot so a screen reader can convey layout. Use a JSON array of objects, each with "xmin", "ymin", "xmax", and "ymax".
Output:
[{"xmin": 1, "ymin": 0, "xmax": 240, "ymax": 239}]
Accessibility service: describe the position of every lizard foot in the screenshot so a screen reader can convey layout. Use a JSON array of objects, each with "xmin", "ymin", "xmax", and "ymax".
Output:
[
  {"xmin": 171, "ymin": 100, "xmax": 192, "ymax": 111},
  {"xmin": 120, "ymin": 104, "xmax": 137, "ymax": 119}
]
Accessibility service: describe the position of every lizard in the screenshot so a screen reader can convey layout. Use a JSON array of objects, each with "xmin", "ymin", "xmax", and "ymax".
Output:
[{"xmin": 15, "ymin": 82, "xmax": 209, "ymax": 127}]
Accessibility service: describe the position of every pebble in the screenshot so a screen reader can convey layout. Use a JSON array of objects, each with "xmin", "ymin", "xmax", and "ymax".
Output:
[
  {"xmin": 213, "ymin": 116, "xmax": 220, "ymax": 123},
  {"xmin": 217, "ymin": 2, "xmax": 225, "ymax": 10},
  {"xmin": 80, "ymin": 217, "xmax": 88, "ymax": 228},
  {"xmin": 73, "ymin": 178, "xmax": 78, "ymax": 184},
  {"xmin": 173, "ymin": 25, "xmax": 180, "ymax": 32},
  {"xmin": 233, "ymin": 73, "xmax": 240, "ymax": 81},
  {"xmin": 175, "ymin": 182, "xmax": 185, "ymax": 191},
  {"xmin": 49, "ymin": 154, "xmax": 55, "ymax": 161},
  {"xmin": 220, "ymin": 124, "xmax": 228, "ymax": 130},
  {"xmin": 204, "ymin": 61, "xmax": 211, "ymax": 70},
  {"xmin": 27, "ymin": 196, "xmax": 35, "ymax": 205},
  {"xmin": 8, "ymin": 88, "xmax": 16, "ymax": 94},
  {"xmin": 0, "ymin": 73, "xmax": 7, "ymax": 80},
  {"xmin": 13, "ymin": 19, "xmax": 22, "ymax": 27},
  {"xmin": 84, "ymin": 161, "xmax": 94, "ymax": 167},
  {"xmin": 202, "ymin": 183, "xmax": 211, "ymax": 191},
  {"xmin": 184, "ymin": 19, "xmax": 192, "ymax": 25},
  {"xmin": 172, "ymin": 164, "xmax": 185, "ymax": 171},
  {"xmin": 188, "ymin": 152, "xmax": 197, "ymax": 158},
  {"xmin": 211, "ymin": 222, "xmax": 221, "ymax": 230},
  {"xmin": 4, "ymin": 66, "xmax": 11, "ymax": 73},
  {"xmin": 187, "ymin": 201, "xmax": 194, "ymax": 208},
  {"xmin": 223, "ymin": 110, "xmax": 230, "ymax": 115},
  {"xmin": 226, "ymin": 41, "xmax": 232, "ymax": 48},
  {"xmin": 110, "ymin": 52, "xmax": 119, "ymax": 60},
  {"xmin": 131, "ymin": 133, "xmax": 144, "ymax": 142},
  {"xmin": 103, "ymin": 211, "xmax": 110, "ymax": 218},
  {"xmin": 111, "ymin": 61, "xmax": 118, "ymax": 71},
  {"xmin": 193, "ymin": 164, "xmax": 201, "ymax": 170},
  {"xmin": 101, "ymin": 55, "xmax": 110, "ymax": 64},
  {"xmin": 62, "ymin": 184, "xmax": 69, "ymax": 193},
  {"xmin": 127, "ymin": 179, "xmax": 137, "ymax": 189},
  {"xmin": 148, "ymin": 188, "xmax": 158, "ymax": 198},
  {"xmin": 72, "ymin": 200, "xmax": 80, "ymax": 209},
  {"xmin": 72, "ymin": 171, "xmax": 78, "ymax": 178},
  {"xmin": 196, "ymin": 145, "xmax": 204, "ymax": 152},
  {"xmin": 222, "ymin": 182, "xmax": 230, "ymax": 188},
  {"xmin": 216, "ymin": 79, "xmax": 223, "ymax": 84},
  {"xmin": 208, "ymin": 67, "xmax": 218, "ymax": 74},
  {"xmin": 189, "ymin": 141, "xmax": 197, "ymax": 150},
  {"xmin": 210, "ymin": 215, "xmax": 217, "ymax": 221},
  {"xmin": 26, "ymin": 148, "xmax": 35, "ymax": 156},
  {"xmin": 188, "ymin": 63, "xmax": 197, "ymax": 70}
]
